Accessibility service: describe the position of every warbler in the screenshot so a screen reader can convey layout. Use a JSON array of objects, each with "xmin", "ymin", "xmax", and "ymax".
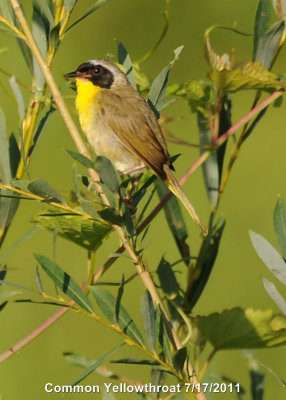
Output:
[{"xmin": 64, "ymin": 59, "xmax": 206, "ymax": 233}]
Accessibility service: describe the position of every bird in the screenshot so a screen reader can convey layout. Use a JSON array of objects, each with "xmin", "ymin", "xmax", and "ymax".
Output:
[{"xmin": 64, "ymin": 59, "xmax": 206, "ymax": 234}]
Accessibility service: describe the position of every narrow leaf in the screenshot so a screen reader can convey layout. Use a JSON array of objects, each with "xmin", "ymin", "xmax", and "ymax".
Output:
[
  {"xmin": 184, "ymin": 215, "xmax": 225, "ymax": 311},
  {"xmin": 90, "ymin": 287, "xmax": 144, "ymax": 346},
  {"xmin": 64, "ymin": 0, "xmax": 77, "ymax": 13},
  {"xmin": 17, "ymin": 38, "xmax": 33, "ymax": 74},
  {"xmin": 70, "ymin": 343, "xmax": 123, "ymax": 386},
  {"xmin": 32, "ymin": 211, "xmax": 111, "ymax": 251},
  {"xmin": 94, "ymin": 156, "xmax": 120, "ymax": 193},
  {"xmin": 28, "ymin": 178, "xmax": 66, "ymax": 203},
  {"xmin": 250, "ymin": 369, "xmax": 264, "ymax": 400},
  {"xmin": 111, "ymin": 358, "xmax": 159, "ymax": 366},
  {"xmin": 156, "ymin": 312, "xmax": 172, "ymax": 363},
  {"xmin": 34, "ymin": 254, "xmax": 94, "ymax": 313},
  {"xmin": 273, "ymin": 197, "xmax": 286, "ymax": 259},
  {"xmin": 156, "ymin": 180, "xmax": 190, "ymax": 266},
  {"xmin": 115, "ymin": 275, "xmax": 124, "ymax": 324},
  {"xmin": 195, "ymin": 307, "xmax": 286, "ymax": 349},
  {"xmin": 197, "ymin": 114, "xmax": 220, "ymax": 205},
  {"xmin": 9, "ymin": 133, "xmax": 21, "ymax": 177},
  {"xmin": 9, "ymin": 77, "xmax": 25, "ymax": 120},
  {"xmin": 36, "ymin": 0, "xmax": 54, "ymax": 27},
  {"xmin": 0, "ymin": 0, "xmax": 14, "ymax": 24},
  {"xmin": 32, "ymin": 0, "xmax": 48, "ymax": 91},
  {"xmin": 148, "ymin": 46, "xmax": 184, "ymax": 113},
  {"xmin": 66, "ymin": 149, "xmax": 94, "ymax": 169},
  {"xmin": 262, "ymin": 277, "xmax": 286, "ymax": 315},
  {"xmin": 117, "ymin": 41, "xmax": 136, "ymax": 89},
  {"xmin": 98, "ymin": 207, "xmax": 123, "ymax": 225},
  {"xmin": 253, "ymin": 0, "xmax": 271, "ymax": 60},
  {"xmin": 249, "ymin": 230, "xmax": 286, "ymax": 285},
  {"xmin": 148, "ymin": 65, "xmax": 169, "ymax": 115},
  {"xmin": 255, "ymin": 20, "xmax": 285, "ymax": 68},
  {"xmin": 30, "ymin": 106, "xmax": 55, "ymax": 158},
  {"xmin": 172, "ymin": 347, "xmax": 187, "ymax": 374},
  {"xmin": 0, "ymin": 107, "xmax": 11, "ymax": 183},
  {"xmin": 65, "ymin": 0, "xmax": 109, "ymax": 33},
  {"xmin": 157, "ymin": 257, "xmax": 179, "ymax": 299},
  {"xmin": 141, "ymin": 291, "xmax": 156, "ymax": 352}
]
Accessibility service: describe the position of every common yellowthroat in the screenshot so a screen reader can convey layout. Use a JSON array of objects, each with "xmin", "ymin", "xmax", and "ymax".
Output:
[{"xmin": 64, "ymin": 60, "xmax": 206, "ymax": 233}]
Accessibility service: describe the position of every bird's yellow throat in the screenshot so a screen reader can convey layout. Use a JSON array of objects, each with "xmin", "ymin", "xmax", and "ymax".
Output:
[{"xmin": 75, "ymin": 79, "xmax": 101, "ymax": 131}]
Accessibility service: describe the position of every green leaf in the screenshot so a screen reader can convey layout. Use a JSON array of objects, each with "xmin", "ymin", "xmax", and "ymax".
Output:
[
  {"xmin": 172, "ymin": 347, "xmax": 187, "ymax": 374},
  {"xmin": 28, "ymin": 179, "xmax": 66, "ymax": 203},
  {"xmin": 90, "ymin": 287, "xmax": 144, "ymax": 346},
  {"xmin": 156, "ymin": 180, "xmax": 190, "ymax": 266},
  {"xmin": 0, "ymin": 301, "xmax": 8, "ymax": 312},
  {"xmin": 64, "ymin": 0, "xmax": 77, "ymax": 14},
  {"xmin": 157, "ymin": 258, "xmax": 179, "ymax": 299},
  {"xmin": 9, "ymin": 133, "xmax": 21, "ymax": 177},
  {"xmin": 115, "ymin": 275, "xmax": 124, "ymax": 324},
  {"xmin": 253, "ymin": 0, "xmax": 271, "ymax": 60},
  {"xmin": 0, "ymin": 265, "xmax": 7, "ymax": 282},
  {"xmin": 9, "ymin": 77, "xmax": 25, "ymax": 120},
  {"xmin": 34, "ymin": 254, "xmax": 94, "ymax": 313},
  {"xmin": 65, "ymin": 0, "xmax": 109, "ymax": 33},
  {"xmin": 249, "ymin": 230, "xmax": 286, "ymax": 286},
  {"xmin": 197, "ymin": 114, "xmax": 220, "ymax": 205},
  {"xmin": 49, "ymin": 22, "xmax": 61, "ymax": 50},
  {"xmin": 198, "ymin": 96, "xmax": 230, "ymax": 204},
  {"xmin": 141, "ymin": 291, "xmax": 156, "ymax": 352},
  {"xmin": 250, "ymin": 369, "xmax": 264, "ymax": 400},
  {"xmin": 195, "ymin": 307, "xmax": 286, "ymax": 349},
  {"xmin": 0, "ymin": 107, "xmax": 11, "ymax": 183},
  {"xmin": 17, "ymin": 38, "xmax": 33, "ymax": 74},
  {"xmin": 64, "ymin": 352, "xmax": 117, "ymax": 378},
  {"xmin": 32, "ymin": 0, "xmax": 48, "ymax": 91},
  {"xmin": 0, "ymin": 194, "xmax": 19, "ymax": 235},
  {"xmin": 32, "ymin": 211, "xmax": 111, "ymax": 251},
  {"xmin": 262, "ymin": 278, "xmax": 286, "ymax": 315},
  {"xmin": 111, "ymin": 358, "xmax": 160, "ymax": 366},
  {"xmin": 94, "ymin": 156, "xmax": 120, "ymax": 193},
  {"xmin": 66, "ymin": 149, "xmax": 94, "ymax": 169},
  {"xmin": 30, "ymin": 106, "xmax": 55, "ymax": 158},
  {"xmin": 0, "ymin": 290, "xmax": 21, "ymax": 298},
  {"xmin": 117, "ymin": 41, "xmax": 136, "ymax": 89},
  {"xmin": 156, "ymin": 312, "xmax": 172, "ymax": 363},
  {"xmin": 0, "ymin": 0, "xmax": 14, "ymax": 24},
  {"xmin": 64, "ymin": 352, "xmax": 95, "ymax": 369},
  {"xmin": 36, "ymin": 0, "xmax": 54, "ymax": 27},
  {"xmin": 273, "ymin": 197, "xmax": 286, "ymax": 259},
  {"xmin": 184, "ymin": 215, "xmax": 225, "ymax": 311},
  {"xmin": 210, "ymin": 61, "xmax": 282, "ymax": 92},
  {"xmin": 148, "ymin": 65, "xmax": 169, "ymax": 116},
  {"xmin": 147, "ymin": 46, "xmax": 183, "ymax": 114},
  {"xmin": 98, "ymin": 207, "xmax": 123, "ymax": 226},
  {"xmin": 70, "ymin": 343, "xmax": 124, "ymax": 386},
  {"xmin": 255, "ymin": 20, "xmax": 285, "ymax": 68}
]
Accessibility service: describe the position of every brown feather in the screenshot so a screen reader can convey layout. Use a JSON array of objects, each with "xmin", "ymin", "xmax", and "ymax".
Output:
[{"xmin": 99, "ymin": 87, "xmax": 172, "ymax": 180}]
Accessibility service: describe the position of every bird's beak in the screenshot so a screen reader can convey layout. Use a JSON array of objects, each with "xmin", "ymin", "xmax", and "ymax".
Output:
[{"xmin": 64, "ymin": 70, "xmax": 79, "ymax": 79}]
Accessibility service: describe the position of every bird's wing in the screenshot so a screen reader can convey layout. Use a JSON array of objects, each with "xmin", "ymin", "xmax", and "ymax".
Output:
[{"xmin": 100, "ymin": 88, "xmax": 170, "ymax": 180}]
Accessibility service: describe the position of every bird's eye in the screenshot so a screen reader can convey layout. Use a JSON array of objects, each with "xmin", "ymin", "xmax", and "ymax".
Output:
[{"xmin": 93, "ymin": 65, "xmax": 102, "ymax": 75}]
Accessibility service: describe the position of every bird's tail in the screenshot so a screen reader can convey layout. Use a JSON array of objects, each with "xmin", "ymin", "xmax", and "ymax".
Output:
[{"xmin": 164, "ymin": 165, "xmax": 207, "ymax": 235}]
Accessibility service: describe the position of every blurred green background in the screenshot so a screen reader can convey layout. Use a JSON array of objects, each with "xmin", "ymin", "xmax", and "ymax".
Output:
[{"xmin": 0, "ymin": 0, "xmax": 286, "ymax": 398}]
